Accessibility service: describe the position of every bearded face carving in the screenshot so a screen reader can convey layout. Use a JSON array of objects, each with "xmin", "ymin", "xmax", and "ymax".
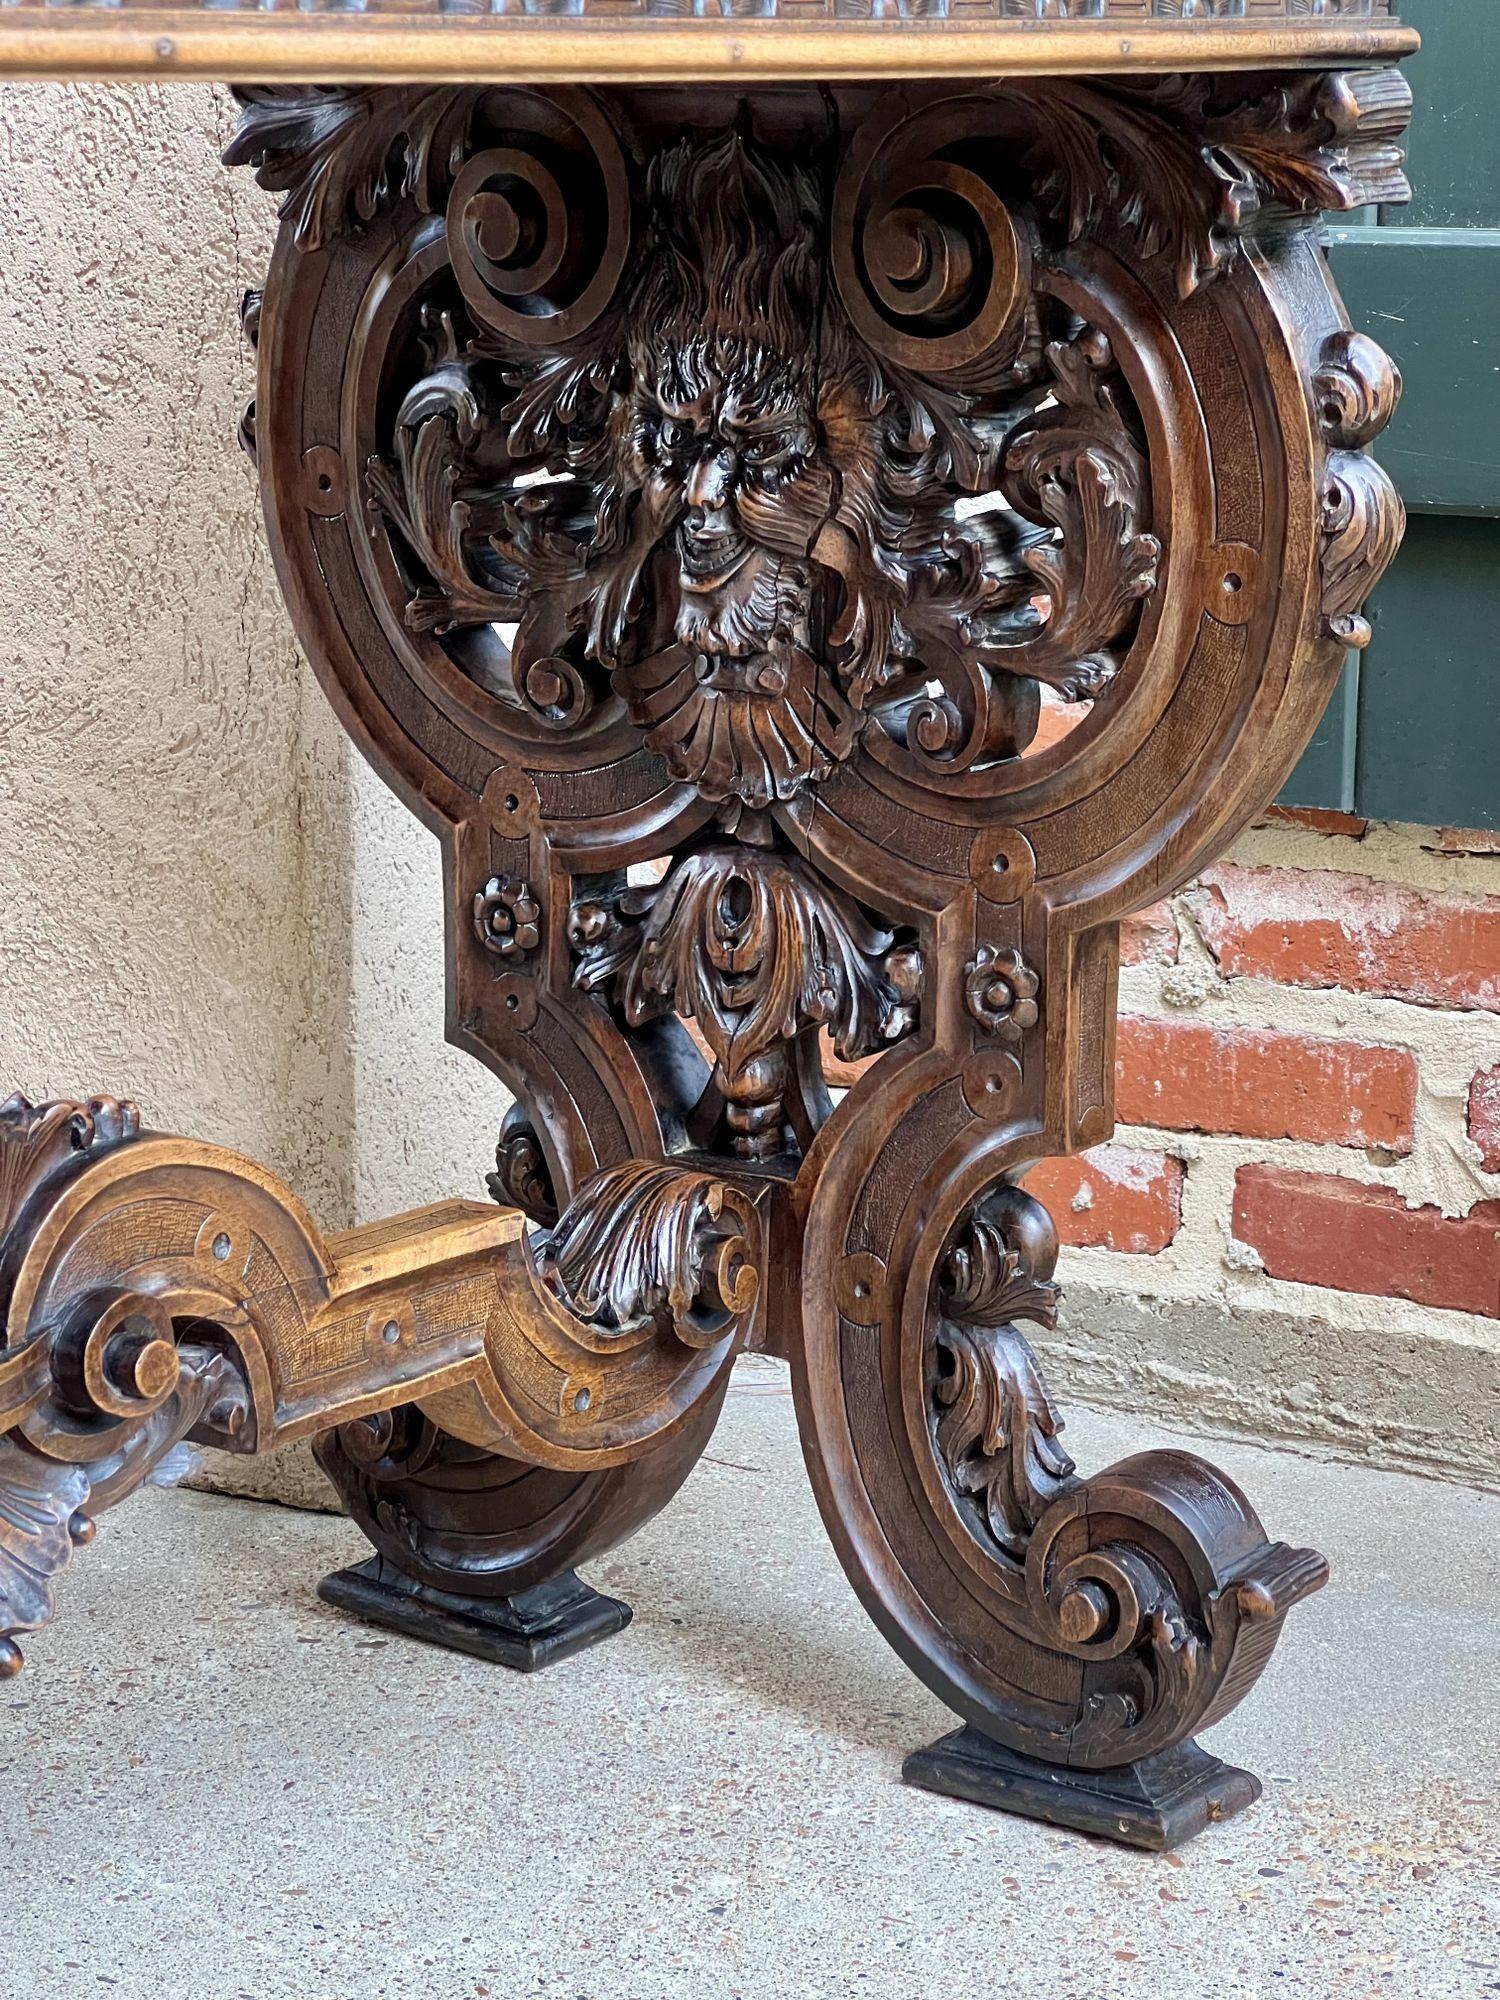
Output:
[
  {"xmin": 369, "ymin": 115, "xmax": 1159, "ymax": 820},
  {"xmin": 607, "ymin": 134, "xmax": 856, "ymax": 812}
]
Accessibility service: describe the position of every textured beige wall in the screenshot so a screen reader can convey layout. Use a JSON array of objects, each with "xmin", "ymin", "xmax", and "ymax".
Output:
[{"xmin": 0, "ymin": 83, "xmax": 501, "ymax": 1240}]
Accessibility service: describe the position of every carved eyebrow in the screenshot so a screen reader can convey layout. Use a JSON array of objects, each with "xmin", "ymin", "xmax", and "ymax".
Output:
[
  {"xmin": 653, "ymin": 390, "xmax": 714, "ymax": 424},
  {"xmin": 723, "ymin": 404, "xmax": 812, "ymax": 438}
]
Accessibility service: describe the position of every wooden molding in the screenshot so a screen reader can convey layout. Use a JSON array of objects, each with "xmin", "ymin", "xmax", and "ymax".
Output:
[{"xmin": 0, "ymin": 13, "xmax": 1416, "ymax": 86}]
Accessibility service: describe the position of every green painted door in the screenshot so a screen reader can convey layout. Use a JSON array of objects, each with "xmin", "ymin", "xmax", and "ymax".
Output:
[{"xmin": 1281, "ymin": 0, "xmax": 1500, "ymax": 830}]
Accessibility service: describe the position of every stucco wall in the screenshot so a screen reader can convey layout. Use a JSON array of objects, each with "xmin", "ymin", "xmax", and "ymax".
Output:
[{"xmin": 0, "ymin": 83, "xmax": 500, "ymax": 1236}]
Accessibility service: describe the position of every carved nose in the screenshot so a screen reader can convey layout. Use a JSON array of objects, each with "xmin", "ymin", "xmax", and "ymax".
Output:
[{"xmin": 686, "ymin": 447, "xmax": 735, "ymax": 514}]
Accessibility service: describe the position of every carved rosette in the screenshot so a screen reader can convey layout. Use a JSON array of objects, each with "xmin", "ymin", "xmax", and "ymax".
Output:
[
  {"xmin": 964, "ymin": 947, "xmax": 1041, "ymax": 1040},
  {"xmin": 473, "ymin": 873, "xmax": 542, "ymax": 961}
]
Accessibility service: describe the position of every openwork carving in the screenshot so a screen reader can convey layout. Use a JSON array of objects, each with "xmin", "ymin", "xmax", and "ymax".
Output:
[
  {"xmin": 574, "ymin": 847, "xmax": 921, "ymax": 1157},
  {"xmin": 0, "ymin": 66, "xmax": 1409, "ymax": 1845},
  {"xmin": 215, "ymin": 71, "xmax": 1411, "ymax": 1841},
  {"xmin": 353, "ymin": 104, "xmax": 1173, "ymax": 821}
]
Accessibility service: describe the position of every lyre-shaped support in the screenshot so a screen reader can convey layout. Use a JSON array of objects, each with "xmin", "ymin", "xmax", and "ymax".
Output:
[{"xmin": 3, "ymin": 57, "xmax": 1414, "ymax": 1850}]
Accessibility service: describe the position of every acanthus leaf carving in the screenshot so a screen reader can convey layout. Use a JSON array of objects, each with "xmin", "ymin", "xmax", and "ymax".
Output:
[
  {"xmin": 988, "ymin": 328, "xmax": 1160, "ymax": 705},
  {"xmin": 536, "ymin": 1161, "xmax": 759, "ymax": 1350},
  {"xmin": 224, "ymin": 86, "xmax": 474, "ymax": 255},
  {"xmin": 926, "ymin": 1179, "xmax": 1329, "ymax": 1767},
  {"xmin": 932, "ymin": 1191, "xmax": 1071, "ymax": 1562},
  {"xmin": 1, "ymin": 1093, "xmax": 140, "ymax": 1253},
  {"xmin": 573, "ymin": 847, "xmax": 921, "ymax": 1159},
  {"xmin": 0, "ymin": 1444, "xmax": 90, "ymax": 1678},
  {"xmin": 1035, "ymin": 67, "xmax": 1412, "ymax": 299}
]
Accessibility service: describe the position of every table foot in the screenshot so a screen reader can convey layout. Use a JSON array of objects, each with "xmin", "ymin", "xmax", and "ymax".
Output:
[
  {"xmin": 317, "ymin": 1558, "xmax": 632, "ymax": 1671},
  {"xmin": 903, "ymin": 1726, "xmax": 1261, "ymax": 1852}
]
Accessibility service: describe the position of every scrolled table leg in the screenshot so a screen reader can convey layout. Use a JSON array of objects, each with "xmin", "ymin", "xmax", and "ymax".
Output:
[
  {"xmin": 210, "ymin": 69, "xmax": 1411, "ymax": 1842},
  {"xmin": 798, "ymin": 1174, "xmax": 1327, "ymax": 1849},
  {"xmin": 0, "ymin": 1090, "xmax": 755, "ymax": 1674}
]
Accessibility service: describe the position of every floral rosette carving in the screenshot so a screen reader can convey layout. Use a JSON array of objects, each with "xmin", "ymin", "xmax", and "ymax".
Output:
[
  {"xmin": 473, "ymin": 875, "xmax": 542, "ymax": 961},
  {"xmin": 964, "ymin": 947, "xmax": 1041, "ymax": 1040}
]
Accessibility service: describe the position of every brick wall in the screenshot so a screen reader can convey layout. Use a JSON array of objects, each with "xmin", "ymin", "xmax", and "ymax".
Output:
[{"xmin": 1029, "ymin": 809, "xmax": 1499, "ymax": 1486}]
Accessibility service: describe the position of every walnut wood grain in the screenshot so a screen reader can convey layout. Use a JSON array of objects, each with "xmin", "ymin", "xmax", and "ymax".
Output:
[{"xmin": 0, "ymin": 57, "xmax": 1413, "ymax": 1847}]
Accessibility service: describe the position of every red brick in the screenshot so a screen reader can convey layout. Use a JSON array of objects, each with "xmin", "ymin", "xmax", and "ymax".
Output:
[
  {"xmin": 1425, "ymin": 828, "xmax": 1500, "ymax": 858},
  {"xmin": 1031, "ymin": 696, "xmax": 1092, "ymax": 755},
  {"xmin": 1469, "ymin": 1065, "xmax": 1500, "ymax": 1175},
  {"xmin": 1232, "ymin": 1167, "xmax": 1500, "ymax": 1320},
  {"xmin": 1116, "ymin": 1016, "xmax": 1416, "ymax": 1153},
  {"xmin": 1259, "ymin": 805, "xmax": 1370, "ymax": 840},
  {"xmin": 1121, "ymin": 904, "xmax": 1179, "ymax": 967},
  {"xmin": 1025, "ymin": 1145, "xmax": 1183, "ymax": 1255},
  {"xmin": 1192, "ymin": 864, "xmax": 1500, "ymax": 1012}
]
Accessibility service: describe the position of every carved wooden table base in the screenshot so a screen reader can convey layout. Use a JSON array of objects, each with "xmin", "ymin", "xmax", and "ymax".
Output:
[{"xmin": 1, "ymin": 65, "xmax": 1409, "ymax": 1851}]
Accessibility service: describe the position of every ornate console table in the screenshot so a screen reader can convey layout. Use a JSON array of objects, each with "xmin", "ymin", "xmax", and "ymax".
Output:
[{"xmin": 0, "ymin": 2, "xmax": 1415, "ymax": 1851}]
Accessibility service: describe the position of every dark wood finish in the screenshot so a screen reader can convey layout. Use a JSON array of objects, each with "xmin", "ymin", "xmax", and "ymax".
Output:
[
  {"xmin": 0, "ymin": 51, "xmax": 1413, "ymax": 1847},
  {"xmin": 317, "ymin": 1558, "xmax": 632, "ymax": 1669},
  {"xmin": 904, "ymin": 1727, "xmax": 1262, "ymax": 1853}
]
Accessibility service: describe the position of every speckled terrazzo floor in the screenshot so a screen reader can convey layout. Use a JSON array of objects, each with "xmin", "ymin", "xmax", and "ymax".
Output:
[{"xmin": 3, "ymin": 1362, "xmax": 1496, "ymax": 2000}]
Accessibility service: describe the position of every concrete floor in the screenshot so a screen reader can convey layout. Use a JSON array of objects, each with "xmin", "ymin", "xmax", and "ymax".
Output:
[{"xmin": 3, "ymin": 1362, "xmax": 1496, "ymax": 2000}]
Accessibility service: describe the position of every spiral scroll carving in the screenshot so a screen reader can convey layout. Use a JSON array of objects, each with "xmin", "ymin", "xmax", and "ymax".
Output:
[
  {"xmin": 830, "ymin": 99, "xmax": 1040, "ymax": 386},
  {"xmin": 445, "ymin": 91, "xmax": 631, "ymax": 346},
  {"xmin": 917, "ymin": 1182, "xmax": 1331, "ymax": 1769}
]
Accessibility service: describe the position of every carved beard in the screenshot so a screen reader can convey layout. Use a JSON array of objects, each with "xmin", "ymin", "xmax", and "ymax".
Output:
[{"xmin": 674, "ymin": 546, "xmax": 813, "ymax": 663}]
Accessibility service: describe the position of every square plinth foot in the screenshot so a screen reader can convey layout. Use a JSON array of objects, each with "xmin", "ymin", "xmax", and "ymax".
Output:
[
  {"xmin": 316, "ymin": 1558, "xmax": 632, "ymax": 1671},
  {"xmin": 902, "ymin": 1726, "xmax": 1261, "ymax": 1852}
]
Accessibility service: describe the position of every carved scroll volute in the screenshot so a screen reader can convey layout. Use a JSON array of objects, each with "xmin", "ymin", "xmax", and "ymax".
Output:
[
  {"xmin": 443, "ymin": 88, "xmax": 631, "ymax": 348},
  {"xmin": 534, "ymin": 1162, "xmax": 760, "ymax": 1353},
  {"xmin": 810, "ymin": 1176, "xmax": 1330, "ymax": 1774},
  {"xmin": 831, "ymin": 94, "xmax": 1037, "ymax": 387},
  {"xmin": 415, "ymin": 1161, "xmax": 762, "ymax": 1470},
  {"xmin": 1313, "ymin": 328, "xmax": 1405, "ymax": 649}
]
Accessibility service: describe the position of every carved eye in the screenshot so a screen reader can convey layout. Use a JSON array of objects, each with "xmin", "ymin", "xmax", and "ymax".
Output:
[
  {"xmin": 658, "ymin": 417, "xmax": 693, "ymax": 455},
  {"xmin": 742, "ymin": 433, "xmax": 800, "ymax": 472}
]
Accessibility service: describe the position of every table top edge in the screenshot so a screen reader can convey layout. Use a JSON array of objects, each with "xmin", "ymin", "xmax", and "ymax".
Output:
[{"xmin": 0, "ymin": 13, "xmax": 1419, "ymax": 86}]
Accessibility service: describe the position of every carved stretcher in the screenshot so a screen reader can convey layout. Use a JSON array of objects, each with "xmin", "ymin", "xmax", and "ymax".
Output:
[{"xmin": 0, "ymin": 2, "xmax": 1414, "ymax": 1850}]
